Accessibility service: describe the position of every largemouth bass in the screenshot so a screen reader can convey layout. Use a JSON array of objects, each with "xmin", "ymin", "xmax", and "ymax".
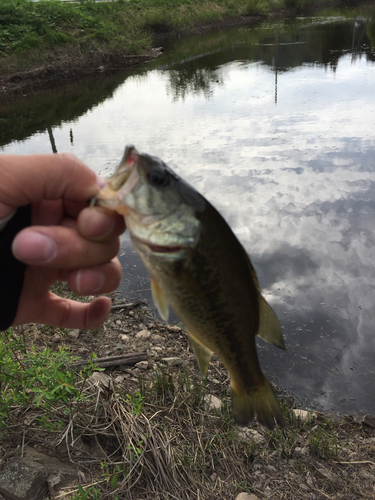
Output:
[{"xmin": 93, "ymin": 146, "xmax": 285, "ymax": 428}]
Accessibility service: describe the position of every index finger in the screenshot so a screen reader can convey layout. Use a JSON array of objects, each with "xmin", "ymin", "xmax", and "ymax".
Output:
[{"xmin": 0, "ymin": 153, "xmax": 99, "ymax": 218}]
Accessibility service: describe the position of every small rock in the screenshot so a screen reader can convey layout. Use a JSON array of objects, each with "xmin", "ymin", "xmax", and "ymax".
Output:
[
  {"xmin": 119, "ymin": 334, "xmax": 130, "ymax": 342},
  {"xmin": 363, "ymin": 414, "xmax": 375, "ymax": 428},
  {"xmin": 264, "ymin": 486, "xmax": 272, "ymax": 498},
  {"xmin": 316, "ymin": 467, "xmax": 338, "ymax": 483},
  {"xmin": 205, "ymin": 394, "xmax": 221, "ymax": 411},
  {"xmin": 151, "ymin": 334, "xmax": 163, "ymax": 342},
  {"xmin": 153, "ymin": 346, "xmax": 163, "ymax": 351},
  {"xmin": 265, "ymin": 465, "xmax": 277, "ymax": 473},
  {"xmin": 68, "ymin": 329, "xmax": 80, "ymax": 340},
  {"xmin": 116, "ymin": 320, "xmax": 122, "ymax": 326},
  {"xmin": 294, "ymin": 446, "xmax": 309, "ymax": 457},
  {"xmin": 210, "ymin": 472, "xmax": 217, "ymax": 482},
  {"xmin": 135, "ymin": 361, "xmax": 149, "ymax": 370},
  {"xmin": 88, "ymin": 372, "xmax": 111, "ymax": 388},
  {"xmin": 0, "ymin": 446, "xmax": 77, "ymax": 500},
  {"xmin": 161, "ymin": 357, "xmax": 182, "ymax": 366},
  {"xmin": 237, "ymin": 428, "xmax": 265, "ymax": 445},
  {"xmin": 248, "ymin": 429, "xmax": 265, "ymax": 444},
  {"xmin": 166, "ymin": 325, "xmax": 182, "ymax": 333},
  {"xmin": 293, "ymin": 409, "xmax": 314, "ymax": 422},
  {"xmin": 136, "ymin": 329, "xmax": 151, "ymax": 340},
  {"xmin": 235, "ymin": 493, "xmax": 260, "ymax": 500},
  {"xmin": 114, "ymin": 375, "xmax": 126, "ymax": 384}
]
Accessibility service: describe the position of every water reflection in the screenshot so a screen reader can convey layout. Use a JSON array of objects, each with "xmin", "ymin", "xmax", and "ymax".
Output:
[
  {"xmin": 0, "ymin": 71, "xmax": 131, "ymax": 148},
  {"xmin": 1, "ymin": 11, "xmax": 375, "ymax": 417},
  {"xmin": 155, "ymin": 15, "xmax": 375, "ymax": 102}
]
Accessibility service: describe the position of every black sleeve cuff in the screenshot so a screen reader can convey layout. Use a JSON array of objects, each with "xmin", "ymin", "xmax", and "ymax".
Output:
[{"xmin": 0, "ymin": 204, "xmax": 32, "ymax": 331}]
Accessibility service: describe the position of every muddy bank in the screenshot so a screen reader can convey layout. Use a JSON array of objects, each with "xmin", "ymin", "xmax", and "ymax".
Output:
[
  {"xmin": 0, "ymin": 15, "xmax": 267, "ymax": 100},
  {"xmin": 0, "ymin": 51, "xmax": 161, "ymax": 101}
]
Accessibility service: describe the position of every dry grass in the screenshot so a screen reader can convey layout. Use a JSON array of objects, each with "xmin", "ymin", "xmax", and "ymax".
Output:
[{"xmin": 1, "ymin": 295, "xmax": 375, "ymax": 499}]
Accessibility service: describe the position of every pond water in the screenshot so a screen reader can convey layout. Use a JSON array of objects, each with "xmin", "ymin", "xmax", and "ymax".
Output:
[{"xmin": 1, "ymin": 10, "xmax": 375, "ymax": 418}]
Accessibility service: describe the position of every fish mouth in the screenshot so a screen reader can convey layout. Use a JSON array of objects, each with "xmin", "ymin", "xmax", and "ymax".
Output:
[
  {"xmin": 131, "ymin": 235, "xmax": 185, "ymax": 255},
  {"xmin": 107, "ymin": 146, "xmax": 139, "ymax": 192}
]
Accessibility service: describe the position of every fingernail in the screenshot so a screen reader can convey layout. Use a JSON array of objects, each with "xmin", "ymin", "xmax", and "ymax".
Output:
[
  {"xmin": 12, "ymin": 231, "xmax": 57, "ymax": 264},
  {"xmin": 76, "ymin": 268, "xmax": 105, "ymax": 294},
  {"xmin": 96, "ymin": 175, "xmax": 106, "ymax": 189}
]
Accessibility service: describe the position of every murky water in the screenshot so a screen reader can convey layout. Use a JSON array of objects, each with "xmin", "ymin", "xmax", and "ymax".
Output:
[{"xmin": 1, "ymin": 10, "xmax": 375, "ymax": 417}]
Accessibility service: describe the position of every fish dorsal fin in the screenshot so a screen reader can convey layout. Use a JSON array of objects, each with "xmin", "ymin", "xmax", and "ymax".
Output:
[
  {"xmin": 257, "ymin": 293, "xmax": 285, "ymax": 350},
  {"xmin": 188, "ymin": 332, "xmax": 213, "ymax": 376},
  {"xmin": 151, "ymin": 277, "xmax": 169, "ymax": 322}
]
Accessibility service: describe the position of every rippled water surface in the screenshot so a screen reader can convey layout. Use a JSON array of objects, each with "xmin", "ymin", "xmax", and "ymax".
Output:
[{"xmin": 2, "ymin": 11, "xmax": 375, "ymax": 417}]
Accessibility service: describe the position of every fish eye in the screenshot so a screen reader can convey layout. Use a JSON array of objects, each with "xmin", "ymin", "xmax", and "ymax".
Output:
[{"xmin": 147, "ymin": 168, "xmax": 169, "ymax": 187}]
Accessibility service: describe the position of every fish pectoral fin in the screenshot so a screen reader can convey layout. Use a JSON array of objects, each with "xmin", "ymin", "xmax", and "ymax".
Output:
[
  {"xmin": 150, "ymin": 277, "xmax": 169, "ymax": 322},
  {"xmin": 188, "ymin": 333, "xmax": 213, "ymax": 376},
  {"xmin": 257, "ymin": 294, "xmax": 286, "ymax": 350}
]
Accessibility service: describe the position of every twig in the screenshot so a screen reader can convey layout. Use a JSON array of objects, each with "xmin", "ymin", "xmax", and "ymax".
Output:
[
  {"xmin": 313, "ymin": 489, "xmax": 334, "ymax": 500},
  {"xmin": 21, "ymin": 429, "xmax": 25, "ymax": 458},
  {"xmin": 333, "ymin": 460, "xmax": 375, "ymax": 465},
  {"xmin": 71, "ymin": 352, "xmax": 147, "ymax": 369},
  {"xmin": 111, "ymin": 300, "xmax": 146, "ymax": 311}
]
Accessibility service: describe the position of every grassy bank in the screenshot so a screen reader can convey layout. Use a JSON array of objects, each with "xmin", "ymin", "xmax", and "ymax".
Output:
[{"xmin": 0, "ymin": 0, "xmax": 368, "ymax": 77}]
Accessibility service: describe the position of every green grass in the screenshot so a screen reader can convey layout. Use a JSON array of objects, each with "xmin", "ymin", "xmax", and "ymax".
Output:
[{"xmin": 0, "ymin": 0, "xmax": 364, "ymax": 74}]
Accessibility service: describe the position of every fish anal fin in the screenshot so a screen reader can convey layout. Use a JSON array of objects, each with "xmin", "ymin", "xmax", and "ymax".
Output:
[
  {"xmin": 151, "ymin": 277, "xmax": 169, "ymax": 322},
  {"xmin": 231, "ymin": 378, "xmax": 284, "ymax": 429},
  {"xmin": 188, "ymin": 332, "xmax": 213, "ymax": 376},
  {"xmin": 257, "ymin": 294, "xmax": 285, "ymax": 350}
]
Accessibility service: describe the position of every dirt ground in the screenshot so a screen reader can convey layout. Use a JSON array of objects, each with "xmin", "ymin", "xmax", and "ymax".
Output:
[{"xmin": 1, "ymin": 294, "xmax": 375, "ymax": 500}]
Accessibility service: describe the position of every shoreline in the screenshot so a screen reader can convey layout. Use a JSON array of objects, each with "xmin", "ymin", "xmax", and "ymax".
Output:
[
  {"xmin": 1, "ymin": 297, "xmax": 375, "ymax": 499},
  {"xmin": 0, "ymin": 15, "xmax": 265, "ymax": 100},
  {"xmin": 1, "ymin": 0, "xmax": 373, "ymax": 100}
]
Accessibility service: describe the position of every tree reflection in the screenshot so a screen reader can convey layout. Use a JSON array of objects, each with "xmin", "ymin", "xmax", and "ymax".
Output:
[
  {"xmin": 162, "ymin": 16, "xmax": 375, "ymax": 100},
  {"xmin": 166, "ymin": 67, "xmax": 224, "ymax": 101}
]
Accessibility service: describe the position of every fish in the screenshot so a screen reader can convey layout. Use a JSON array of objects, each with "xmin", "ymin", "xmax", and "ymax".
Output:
[{"xmin": 93, "ymin": 146, "xmax": 285, "ymax": 428}]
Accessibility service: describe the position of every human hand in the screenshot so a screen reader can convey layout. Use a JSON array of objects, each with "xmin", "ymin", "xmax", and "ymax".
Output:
[{"xmin": 0, "ymin": 153, "xmax": 125, "ymax": 329}]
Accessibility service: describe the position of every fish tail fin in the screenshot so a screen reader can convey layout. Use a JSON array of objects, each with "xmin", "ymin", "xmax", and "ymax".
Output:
[{"xmin": 231, "ymin": 379, "xmax": 284, "ymax": 429}]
